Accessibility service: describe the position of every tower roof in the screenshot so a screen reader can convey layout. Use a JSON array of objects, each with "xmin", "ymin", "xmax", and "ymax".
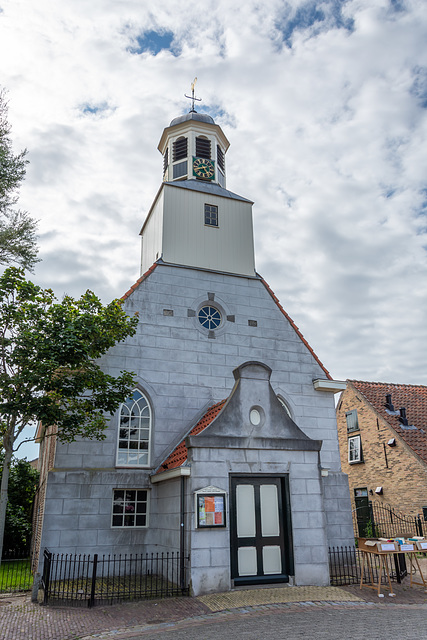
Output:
[{"xmin": 169, "ymin": 112, "xmax": 215, "ymax": 127}]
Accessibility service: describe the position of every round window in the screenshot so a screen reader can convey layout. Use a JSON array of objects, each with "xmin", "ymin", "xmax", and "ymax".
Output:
[{"xmin": 198, "ymin": 305, "xmax": 222, "ymax": 330}]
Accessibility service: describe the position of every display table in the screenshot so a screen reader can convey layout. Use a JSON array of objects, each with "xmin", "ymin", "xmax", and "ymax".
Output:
[{"xmin": 358, "ymin": 538, "xmax": 427, "ymax": 597}]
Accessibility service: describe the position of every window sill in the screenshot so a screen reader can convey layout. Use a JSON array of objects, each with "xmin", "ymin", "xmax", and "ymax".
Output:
[{"xmin": 115, "ymin": 465, "xmax": 151, "ymax": 470}]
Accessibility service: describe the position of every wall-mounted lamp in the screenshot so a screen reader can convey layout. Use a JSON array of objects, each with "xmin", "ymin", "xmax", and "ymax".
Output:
[
  {"xmin": 375, "ymin": 486, "xmax": 383, "ymax": 495},
  {"xmin": 387, "ymin": 438, "xmax": 396, "ymax": 447},
  {"xmin": 369, "ymin": 489, "xmax": 373, "ymax": 495}
]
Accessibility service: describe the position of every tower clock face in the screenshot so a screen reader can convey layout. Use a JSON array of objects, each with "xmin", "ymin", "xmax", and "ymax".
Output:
[{"xmin": 193, "ymin": 156, "xmax": 215, "ymax": 180}]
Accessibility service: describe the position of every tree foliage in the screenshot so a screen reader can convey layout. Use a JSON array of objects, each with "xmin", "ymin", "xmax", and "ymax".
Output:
[
  {"xmin": 0, "ymin": 267, "xmax": 139, "ymax": 558},
  {"xmin": 0, "ymin": 88, "xmax": 39, "ymax": 270},
  {"xmin": 0, "ymin": 456, "xmax": 39, "ymax": 552}
]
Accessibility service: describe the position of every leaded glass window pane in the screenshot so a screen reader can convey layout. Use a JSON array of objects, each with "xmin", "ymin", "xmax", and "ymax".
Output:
[
  {"xmin": 116, "ymin": 390, "xmax": 152, "ymax": 467},
  {"xmin": 111, "ymin": 489, "xmax": 149, "ymax": 528}
]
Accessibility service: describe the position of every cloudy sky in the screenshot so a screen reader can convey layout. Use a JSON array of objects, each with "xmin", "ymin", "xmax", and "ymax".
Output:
[{"xmin": 1, "ymin": 0, "xmax": 426, "ymax": 456}]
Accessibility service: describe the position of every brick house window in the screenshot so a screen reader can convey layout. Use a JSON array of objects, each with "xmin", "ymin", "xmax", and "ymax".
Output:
[
  {"xmin": 112, "ymin": 489, "xmax": 148, "ymax": 528},
  {"xmin": 346, "ymin": 409, "xmax": 359, "ymax": 433},
  {"xmin": 348, "ymin": 435, "xmax": 362, "ymax": 463},
  {"xmin": 117, "ymin": 390, "xmax": 151, "ymax": 467}
]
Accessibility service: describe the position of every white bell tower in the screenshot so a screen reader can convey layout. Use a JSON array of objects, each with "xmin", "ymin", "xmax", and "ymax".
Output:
[{"xmin": 140, "ymin": 91, "xmax": 256, "ymax": 278}]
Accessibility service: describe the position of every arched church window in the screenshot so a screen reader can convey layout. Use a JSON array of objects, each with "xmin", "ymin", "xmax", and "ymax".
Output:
[
  {"xmin": 196, "ymin": 136, "xmax": 211, "ymax": 159},
  {"xmin": 117, "ymin": 390, "xmax": 152, "ymax": 467},
  {"xmin": 173, "ymin": 137, "xmax": 188, "ymax": 161}
]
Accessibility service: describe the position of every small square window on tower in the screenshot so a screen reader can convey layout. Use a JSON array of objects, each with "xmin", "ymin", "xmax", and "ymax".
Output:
[{"xmin": 205, "ymin": 203, "xmax": 218, "ymax": 227}]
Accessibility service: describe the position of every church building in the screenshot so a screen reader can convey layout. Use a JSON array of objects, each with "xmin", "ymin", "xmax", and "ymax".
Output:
[{"xmin": 34, "ymin": 103, "xmax": 354, "ymax": 596}]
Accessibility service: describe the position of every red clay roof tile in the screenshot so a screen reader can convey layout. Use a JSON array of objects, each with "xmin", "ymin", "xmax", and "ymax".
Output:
[
  {"xmin": 156, "ymin": 399, "xmax": 227, "ymax": 473},
  {"xmin": 349, "ymin": 380, "xmax": 427, "ymax": 465},
  {"xmin": 121, "ymin": 263, "xmax": 158, "ymax": 301}
]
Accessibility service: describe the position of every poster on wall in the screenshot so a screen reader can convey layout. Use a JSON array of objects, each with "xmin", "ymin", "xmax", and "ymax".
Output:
[{"xmin": 197, "ymin": 494, "xmax": 226, "ymax": 528}]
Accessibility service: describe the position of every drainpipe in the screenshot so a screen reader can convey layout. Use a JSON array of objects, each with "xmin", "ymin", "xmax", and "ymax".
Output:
[{"xmin": 180, "ymin": 474, "xmax": 186, "ymax": 592}]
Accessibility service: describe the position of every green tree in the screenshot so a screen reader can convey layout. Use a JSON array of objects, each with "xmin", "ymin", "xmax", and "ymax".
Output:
[
  {"xmin": 0, "ymin": 267, "xmax": 139, "ymax": 562},
  {"xmin": 0, "ymin": 88, "xmax": 39, "ymax": 270},
  {"xmin": 0, "ymin": 455, "xmax": 39, "ymax": 553}
]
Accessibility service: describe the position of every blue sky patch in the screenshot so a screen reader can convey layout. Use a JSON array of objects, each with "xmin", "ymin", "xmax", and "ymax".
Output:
[
  {"xmin": 411, "ymin": 66, "xmax": 427, "ymax": 109},
  {"xmin": 80, "ymin": 102, "xmax": 115, "ymax": 117},
  {"xmin": 274, "ymin": 0, "xmax": 354, "ymax": 48},
  {"xmin": 127, "ymin": 29, "xmax": 176, "ymax": 56},
  {"xmin": 202, "ymin": 105, "xmax": 236, "ymax": 128},
  {"xmin": 389, "ymin": 0, "xmax": 406, "ymax": 12}
]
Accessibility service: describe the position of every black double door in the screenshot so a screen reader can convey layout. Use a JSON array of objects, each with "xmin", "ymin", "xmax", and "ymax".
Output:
[{"xmin": 230, "ymin": 476, "xmax": 293, "ymax": 585}]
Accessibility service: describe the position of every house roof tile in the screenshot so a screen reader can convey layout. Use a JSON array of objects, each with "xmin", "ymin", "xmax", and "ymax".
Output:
[
  {"xmin": 349, "ymin": 380, "xmax": 427, "ymax": 465},
  {"xmin": 156, "ymin": 399, "xmax": 227, "ymax": 473}
]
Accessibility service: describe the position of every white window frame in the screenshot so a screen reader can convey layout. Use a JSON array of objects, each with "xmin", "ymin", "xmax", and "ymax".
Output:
[
  {"xmin": 204, "ymin": 203, "xmax": 218, "ymax": 227},
  {"xmin": 116, "ymin": 389, "xmax": 152, "ymax": 467},
  {"xmin": 346, "ymin": 409, "xmax": 359, "ymax": 433},
  {"xmin": 348, "ymin": 435, "xmax": 362, "ymax": 463},
  {"xmin": 111, "ymin": 489, "xmax": 149, "ymax": 528}
]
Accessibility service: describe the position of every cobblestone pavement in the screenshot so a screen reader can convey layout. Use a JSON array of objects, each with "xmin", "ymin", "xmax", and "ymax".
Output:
[
  {"xmin": 88, "ymin": 604, "xmax": 427, "ymax": 640},
  {"xmin": 1, "ymin": 578, "xmax": 427, "ymax": 640}
]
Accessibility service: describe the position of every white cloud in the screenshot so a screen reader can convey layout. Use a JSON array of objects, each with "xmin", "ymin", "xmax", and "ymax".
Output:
[{"xmin": 1, "ymin": 0, "xmax": 426, "ymax": 419}]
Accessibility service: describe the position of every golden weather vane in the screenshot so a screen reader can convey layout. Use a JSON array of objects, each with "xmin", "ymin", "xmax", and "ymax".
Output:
[{"xmin": 185, "ymin": 77, "xmax": 202, "ymax": 113}]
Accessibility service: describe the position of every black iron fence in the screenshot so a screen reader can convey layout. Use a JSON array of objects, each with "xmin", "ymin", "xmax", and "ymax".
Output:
[
  {"xmin": 353, "ymin": 502, "xmax": 426, "ymax": 539},
  {"xmin": 0, "ymin": 548, "xmax": 33, "ymax": 593},
  {"xmin": 329, "ymin": 546, "xmax": 408, "ymax": 586},
  {"xmin": 41, "ymin": 550, "xmax": 190, "ymax": 606}
]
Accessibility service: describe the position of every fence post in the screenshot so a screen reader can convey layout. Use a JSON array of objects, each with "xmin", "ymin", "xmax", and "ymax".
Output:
[
  {"xmin": 416, "ymin": 515, "xmax": 423, "ymax": 537},
  {"xmin": 89, "ymin": 554, "xmax": 98, "ymax": 608},
  {"xmin": 42, "ymin": 550, "xmax": 52, "ymax": 606}
]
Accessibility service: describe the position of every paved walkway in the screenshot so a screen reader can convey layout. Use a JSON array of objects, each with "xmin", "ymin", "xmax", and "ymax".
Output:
[{"xmin": 1, "ymin": 579, "xmax": 427, "ymax": 640}]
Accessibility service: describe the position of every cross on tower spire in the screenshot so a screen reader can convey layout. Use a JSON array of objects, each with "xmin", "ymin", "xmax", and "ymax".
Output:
[{"xmin": 185, "ymin": 77, "xmax": 202, "ymax": 113}]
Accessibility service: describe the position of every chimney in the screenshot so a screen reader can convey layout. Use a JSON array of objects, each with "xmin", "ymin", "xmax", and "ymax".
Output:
[
  {"xmin": 399, "ymin": 407, "xmax": 408, "ymax": 426},
  {"xmin": 385, "ymin": 394, "xmax": 395, "ymax": 411}
]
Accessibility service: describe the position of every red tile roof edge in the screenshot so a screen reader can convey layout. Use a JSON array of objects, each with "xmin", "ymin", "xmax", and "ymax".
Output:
[
  {"xmin": 349, "ymin": 379, "xmax": 427, "ymax": 390},
  {"xmin": 259, "ymin": 276, "xmax": 332, "ymax": 380},
  {"xmin": 121, "ymin": 262, "xmax": 158, "ymax": 301},
  {"xmin": 155, "ymin": 399, "xmax": 227, "ymax": 473},
  {"xmin": 347, "ymin": 379, "xmax": 427, "ymax": 465}
]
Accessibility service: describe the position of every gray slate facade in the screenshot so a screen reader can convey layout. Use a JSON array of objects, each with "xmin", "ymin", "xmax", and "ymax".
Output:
[
  {"xmin": 36, "ymin": 110, "xmax": 354, "ymax": 596},
  {"xmin": 37, "ymin": 263, "xmax": 353, "ymax": 594}
]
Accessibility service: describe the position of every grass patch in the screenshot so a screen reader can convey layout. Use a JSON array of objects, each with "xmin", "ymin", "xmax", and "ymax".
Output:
[{"xmin": 0, "ymin": 558, "xmax": 33, "ymax": 593}]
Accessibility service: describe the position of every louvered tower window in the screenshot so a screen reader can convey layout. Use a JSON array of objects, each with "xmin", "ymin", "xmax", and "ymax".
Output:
[
  {"xmin": 173, "ymin": 137, "xmax": 188, "ymax": 161},
  {"xmin": 196, "ymin": 136, "xmax": 211, "ymax": 158},
  {"xmin": 217, "ymin": 145, "xmax": 225, "ymax": 172},
  {"xmin": 163, "ymin": 147, "xmax": 169, "ymax": 175}
]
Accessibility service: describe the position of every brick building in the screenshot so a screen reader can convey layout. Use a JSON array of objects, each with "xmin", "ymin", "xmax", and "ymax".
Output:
[{"xmin": 336, "ymin": 380, "xmax": 427, "ymax": 521}]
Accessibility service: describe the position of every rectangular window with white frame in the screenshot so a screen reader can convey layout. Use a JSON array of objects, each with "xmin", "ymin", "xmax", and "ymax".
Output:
[
  {"xmin": 348, "ymin": 435, "xmax": 362, "ymax": 464},
  {"xmin": 112, "ymin": 489, "xmax": 149, "ymax": 528},
  {"xmin": 204, "ymin": 203, "xmax": 218, "ymax": 227},
  {"xmin": 346, "ymin": 409, "xmax": 359, "ymax": 432}
]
